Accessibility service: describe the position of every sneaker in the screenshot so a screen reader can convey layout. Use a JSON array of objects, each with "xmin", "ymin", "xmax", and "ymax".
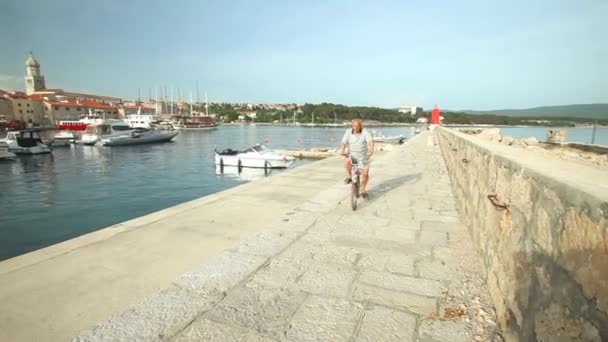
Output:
[
  {"xmin": 361, "ymin": 192, "xmax": 369, "ymax": 199},
  {"xmin": 344, "ymin": 177, "xmax": 352, "ymax": 184}
]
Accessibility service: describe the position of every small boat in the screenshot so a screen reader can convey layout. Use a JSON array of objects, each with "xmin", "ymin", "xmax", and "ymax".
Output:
[
  {"xmin": 0, "ymin": 129, "xmax": 52, "ymax": 155},
  {"xmin": 373, "ymin": 135, "xmax": 406, "ymax": 144},
  {"xmin": 215, "ymin": 144, "xmax": 295, "ymax": 169},
  {"xmin": 52, "ymin": 131, "xmax": 77, "ymax": 147},
  {"xmin": 0, "ymin": 141, "xmax": 16, "ymax": 160}
]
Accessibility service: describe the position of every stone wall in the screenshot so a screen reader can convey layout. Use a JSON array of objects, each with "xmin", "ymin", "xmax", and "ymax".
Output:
[{"xmin": 435, "ymin": 127, "xmax": 608, "ymax": 342}]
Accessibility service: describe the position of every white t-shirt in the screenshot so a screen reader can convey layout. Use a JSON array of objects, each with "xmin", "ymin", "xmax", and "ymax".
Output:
[{"xmin": 341, "ymin": 129, "xmax": 372, "ymax": 156}]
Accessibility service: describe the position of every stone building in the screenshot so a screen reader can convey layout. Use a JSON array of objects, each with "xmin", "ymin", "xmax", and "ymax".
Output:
[
  {"xmin": 0, "ymin": 90, "xmax": 14, "ymax": 120},
  {"xmin": 1, "ymin": 91, "xmax": 46, "ymax": 124}
]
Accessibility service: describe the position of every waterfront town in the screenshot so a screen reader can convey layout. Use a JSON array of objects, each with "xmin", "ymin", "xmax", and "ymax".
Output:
[{"xmin": 0, "ymin": 53, "xmax": 425, "ymax": 128}]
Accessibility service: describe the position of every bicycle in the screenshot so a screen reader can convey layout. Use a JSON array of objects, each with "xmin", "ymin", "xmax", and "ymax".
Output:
[{"xmin": 343, "ymin": 154, "xmax": 361, "ymax": 211}]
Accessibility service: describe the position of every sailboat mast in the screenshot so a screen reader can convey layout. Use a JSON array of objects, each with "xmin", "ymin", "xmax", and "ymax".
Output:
[
  {"xmin": 205, "ymin": 92, "xmax": 209, "ymax": 116},
  {"xmin": 170, "ymin": 87, "xmax": 173, "ymax": 116},
  {"xmin": 196, "ymin": 81, "xmax": 200, "ymax": 105},
  {"xmin": 155, "ymin": 86, "xmax": 158, "ymax": 115},
  {"xmin": 190, "ymin": 91, "xmax": 193, "ymax": 116}
]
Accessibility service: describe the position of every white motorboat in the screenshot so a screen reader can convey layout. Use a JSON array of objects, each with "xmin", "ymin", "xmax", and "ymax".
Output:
[
  {"xmin": 52, "ymin": 131, "xmax": 77, "ymax": 147},
  {"xmin": 215, "ymin": 144, "xmax": 295, "ymax": 169},
  {"xmin": 0, "ymin": 129, "xmax": 52, "ymax": 155},
  {"xmin": 125, "ymin": 109, "xmax": 158, "ymax": 129},
  {"xmin": 373, "ymin": 134, "xmax": 406, "ymax": 144},
  {"xmin": 81, "ymin": 120, "xmax": 127, "ymax": 145},
  {"xmin": 0, "ymin": 141, "xmax": 16, "ymax": 160}
]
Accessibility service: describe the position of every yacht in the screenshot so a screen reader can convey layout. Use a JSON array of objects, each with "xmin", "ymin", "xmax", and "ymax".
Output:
[
  {"xmin": 0, "ymin": 129, "xmax": 52, "ymax": 155},
  {"xmin": 125, "ymin": 108, "xmax": 158, "ymax": 129},
  {"xmin": 82, "ymin": 120, "xmax": 178, "ymax": 146},
  {"xmin": 99, "ymin": 128, "xmax": 178, "ymax": 146}
]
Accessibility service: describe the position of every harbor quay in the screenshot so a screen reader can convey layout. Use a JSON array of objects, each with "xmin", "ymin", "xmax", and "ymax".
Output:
[{"xmin": 1, "ymin": 129, "xmax": 606, "ymax": 341}]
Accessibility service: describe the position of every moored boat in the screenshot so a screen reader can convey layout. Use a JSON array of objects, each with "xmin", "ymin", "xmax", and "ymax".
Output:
[
  {"xmin": 373, "ymin": 134, "xmax": 406, "ymax": 144},
  {"xmin": 82, "ymin": 120, "xmax": 178, "ymax": 146},
  {"xmin": 215, "ymin": 144, "xmax": 295, "ymax": 169},
  {"xmin": 0, "ymin": 129, "xmax": 52, "ymax": 155},
  {"xmin": 99, "ymin": 128, "xmax": 178, "ymax": 146},
  {"xmin": 0, "ymin": 141, "xmax": 16, "ymax": 160},
  {"xmin": 52, "ymin": 131, "xmax": 77, "ymax": 147}
]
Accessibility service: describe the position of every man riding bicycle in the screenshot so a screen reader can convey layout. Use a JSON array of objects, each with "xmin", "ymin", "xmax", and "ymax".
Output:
[{"xmin": 340, "ymin": 119, "xmax": 374, "ymax": 199}]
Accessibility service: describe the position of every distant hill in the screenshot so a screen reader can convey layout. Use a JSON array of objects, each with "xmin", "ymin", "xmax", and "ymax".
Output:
[{"xmin": 455, "ymin": 104, "xmax": 608, "ymax": 119}]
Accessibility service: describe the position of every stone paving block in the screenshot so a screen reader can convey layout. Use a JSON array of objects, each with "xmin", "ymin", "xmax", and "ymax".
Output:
[
  {"xmin": 421, "ymin": 220, "xmax": 459, "ymax": 233},
  {"xmin": 311, "ymin": 245, "xmax": 361, "ymax": 266},
  {"xmin": 249, "ymin": 257, "xmax": 312, "ymax": 288},
  {"xmin": 355, "ymin": 305, "xmax": 417, "ymax": 342},
  {"xmin": 357, "ymin": 250, "xmax": 416, "ymax": 276},
  {"xmin": 385, "ymin": 253, "xmax": 417, "ymax": 276},
  {"xmin": 351, "ymin": 283, "xmax": 437, "ymax": 317},
  {"xmin": 285, "ymin": 295, "xmax": 363, "ymax": 342},
  {"xmin": 358, "ymin": 269, "xmax": 445, "ymax": 298},
  {"xmin": 277, "ymin": 238, "xmax": 322, "ymax": 260},
  {"xmin": 419, "ymin": 231, "xmax": 448, "ymax": 247},
  {"xmin": 418, "ymin": 320, "xmax": 467, "ymax": 342},
  {"xmin": 205, "ymin": 282, "xmax": 307, "ymax": 338},
  {"xmin": 339, "ymin": 214, "xmax": 390, "ymax": 228},
  {"xmin": 374, "ymin": 227, "xmax": 417, "ymax": 244},
  {"xmin": 74, "ymin": 286, "xmax": 218, "ymax": 342},
  {"xmin": 432, "ymin": 246, "xmax": 452, "ymax": 262},
  {"xmin": 175, "ymin": 251, "xmax": 268, "ymax": 296},
  {"xmin": 230, "ymin": 230, "xmax": 300, "ymax": 257},
  {"xmin": 172, "ymin": 318, "xmax": 277, "ymax": 342},
  {"xmin": 417, "ymin": 258, "xmax": 456, "ymax": 281},
  {"xmin": 296, "ymin": 263, "xmax": 358, "ymax": 298}
]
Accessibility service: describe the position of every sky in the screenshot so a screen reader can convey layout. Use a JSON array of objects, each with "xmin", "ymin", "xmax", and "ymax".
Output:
[{"xmin": 0, "ymin": 0, "xmax": 606, "ymax": 110}]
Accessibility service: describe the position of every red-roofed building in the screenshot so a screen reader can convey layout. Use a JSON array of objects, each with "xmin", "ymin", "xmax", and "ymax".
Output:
[
  {"xmin": 42, "ymin": 98, "xmax": 120, "ymax": 123},
  {"xmin": 0, "ymin": 53, "xmax": 127, "ymax": 125}
]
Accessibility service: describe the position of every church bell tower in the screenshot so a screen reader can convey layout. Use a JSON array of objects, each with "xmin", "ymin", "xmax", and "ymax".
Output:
[{"xmin": 24, "ymin": 52, "xmax": 46, "ymax": 95}]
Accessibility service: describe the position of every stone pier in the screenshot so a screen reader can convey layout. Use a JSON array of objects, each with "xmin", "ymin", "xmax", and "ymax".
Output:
[
  {"xmin": 0, "ymin": 131, "xmax": 499, "ymax": 341},
  {"xmin": 68, "ymin": 132, "xmax": 498, "ymax": 342}
]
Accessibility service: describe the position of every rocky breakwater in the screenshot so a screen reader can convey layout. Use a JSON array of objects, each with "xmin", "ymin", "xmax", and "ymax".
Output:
[{"xmin": 435, "ymin": 127, "xmax": 608, "ymax": 341}]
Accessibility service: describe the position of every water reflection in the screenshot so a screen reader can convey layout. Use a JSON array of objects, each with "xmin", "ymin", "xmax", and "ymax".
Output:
[{"xmin": 215, "ymin": 165, "xmax": 274, "ymax": 181}]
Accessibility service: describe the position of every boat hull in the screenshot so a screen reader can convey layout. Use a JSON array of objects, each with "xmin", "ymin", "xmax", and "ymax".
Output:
[
  {"xmin": 215, "ymin": 154, "xmax": 294, "ymax": 169},
  {"xmin": 52, "ymin": 139, "xmax": 74, "ymax": 147},
  {"xmin": 99, "ymin": 131, "xmax": 179, "ymax": 146},
  {"xmin": 9, "ymin": 145, "xmax": 52, "ymax": 155}
]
